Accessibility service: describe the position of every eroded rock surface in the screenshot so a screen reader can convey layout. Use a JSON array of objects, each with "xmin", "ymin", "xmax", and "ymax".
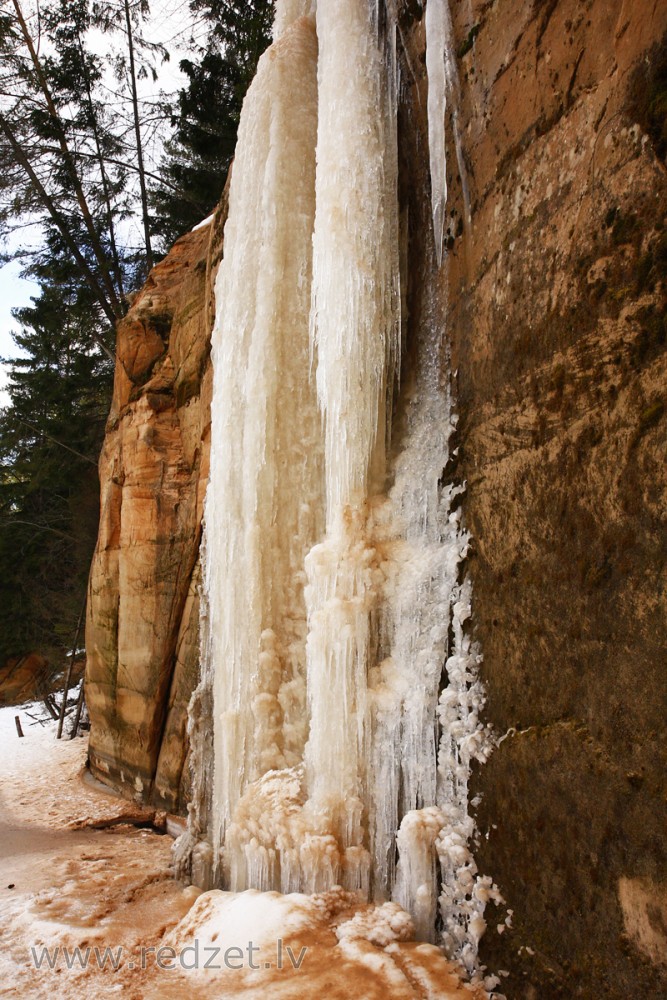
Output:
[
  {"xmin": 86, "ymin": 205, "xmax": 224, "ymax": 813},
  {"xmin": 423, "ymin": 1, "xmax": 667, "ymax": 996}
]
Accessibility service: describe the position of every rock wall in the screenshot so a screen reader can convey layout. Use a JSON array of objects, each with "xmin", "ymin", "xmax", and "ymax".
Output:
[
  {"xmin": 414, "ymin": 1, "xmax": 666, "ymax": 996},
  {"xmin": 85, "ymin": 0, "xmax": 666, "ymax": 994},
  {"xmin": 85, "ymin": 202, "xmax": 225, "ymax": 813}
]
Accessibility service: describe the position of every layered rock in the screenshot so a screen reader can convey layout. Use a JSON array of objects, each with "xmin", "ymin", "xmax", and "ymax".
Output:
[
  {"xmin": 86, "ymin": 203, "xmax": 225, "ymax": 813},
  {"xmin": 422, "ymin": 1, "xmax": 667, "ymax": 996}
]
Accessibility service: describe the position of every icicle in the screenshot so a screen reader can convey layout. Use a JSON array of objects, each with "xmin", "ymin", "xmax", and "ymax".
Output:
[
  {"xmin": 425, "ymin": 0, "xmax": 469, "ymax": 262},
  {"xmin": 425, "ymin": 0, "xmax": 449, "ymax": 265}
]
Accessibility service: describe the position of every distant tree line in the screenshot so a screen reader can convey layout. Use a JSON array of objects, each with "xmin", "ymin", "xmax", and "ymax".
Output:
[{"xmin": 0, "ymin": 0, "xmax": 273, "ymax": 675}]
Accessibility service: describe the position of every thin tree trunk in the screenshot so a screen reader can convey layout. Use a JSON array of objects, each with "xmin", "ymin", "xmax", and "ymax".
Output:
[
  {"xmin": 70, "ymin": 679, "xmax": 86, "ymax": 739},
  {"xmin": 1, "ymin": 518, "xmax": 77, "ymax": 542},
  {"xmin": 15, "ymin": 417, "xmax": 99, "ymax": 466},
  {"xmin": 36, "ymin": 145, "xmax": 205, "ymax": 207},
  {"xmin": 57, "ymin": 598, "xmax": 86, "ymax": 739},
  {"xmin": 0, "ymin": 110, "xmax": 118, "ymax": 343},
  {"xmin": 123, "ymin": 0, "xmax": 154, "ymax": 272},
  {"xmin": 76, "ymin": 31, "xmax": 126, "ymax": 302},
  {"xmin": 43, "ymin": 694, "xmax": 59, "ymax": 721}
]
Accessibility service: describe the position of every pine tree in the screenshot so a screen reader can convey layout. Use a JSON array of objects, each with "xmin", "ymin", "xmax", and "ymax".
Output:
[
  {"xmin": 0, "ymin": 0, "xmax": 166, "ymax": 323},
  {"xmin": 0, "ymin": 245, "xmax": 113, "ymax": 668},
  {"xmin": 0, "ymin": 0, "xmax": 272, "ymax": 673},
  {"xmin": 149, "ymin": 0, "xmax": 273, "ymax": 251}
]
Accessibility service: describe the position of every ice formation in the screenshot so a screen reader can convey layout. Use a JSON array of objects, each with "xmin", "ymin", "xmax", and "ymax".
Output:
[
  {"xmin": 424, "ymin": 0, "xmax": 471, "ymax": 262},
  {"xmin": 178, "ymin": 0, "xmax": 500, "ymax": 982}
]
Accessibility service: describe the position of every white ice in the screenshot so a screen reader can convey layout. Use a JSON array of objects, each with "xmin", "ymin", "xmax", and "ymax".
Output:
[{"xmin": 182, "ymin": 0, "xmax": 501, "ymax": 984}]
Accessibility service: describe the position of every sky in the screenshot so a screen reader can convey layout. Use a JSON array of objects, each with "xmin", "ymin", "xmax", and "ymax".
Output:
[
  {"xmin": 0, "ymin": 263, "xmax": 36, "ymax": 357},
  {"xmin": 0, "ymin": 262, "xmax": 38, "ymax": 407},
  {"xmin": 0, "ymin": 0, "xmax": 208, "ymax": 408}
]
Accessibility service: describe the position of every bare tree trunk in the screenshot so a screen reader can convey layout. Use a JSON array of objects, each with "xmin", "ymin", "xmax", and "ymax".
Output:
[
  {"xmin": 57, "ymin": 598, "xmax": 86, "ymax": 739},
  {"xmin": 123, "ymin": 0, "xmax": 154, "ymax": 273},
  {"xmin": 76, "ymin": 32, "xmax": 126, "ymax": 302},
  {"xmin": 43, "ymin": 694, "xmax": 59, "ymax": 721},
  {"xmin": 0, "ymin": 110, "xmax": 118, "ymax": 344},
  {"xmin": 70, "ymin": 680, "xmax": 86, "ymax": 740}
]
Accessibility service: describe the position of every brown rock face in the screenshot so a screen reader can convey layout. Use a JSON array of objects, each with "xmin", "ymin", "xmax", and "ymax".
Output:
[
  {"xmin": 0, "ymin": 652, "xmax": 56, "ymax": 706},
  {"xmin": 86, "ymin": 1, "xmax": 666, "ymax": 994},
  {"xmin": 86, "ymin": 205, "xmax": 224, "ymax": 813},
  {"xmin": 402, "ymin": 0, "xmax": 666, "ymax": 996}
]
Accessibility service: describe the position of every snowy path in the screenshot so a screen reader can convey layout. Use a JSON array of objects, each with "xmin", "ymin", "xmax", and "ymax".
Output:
[
  {"xmin": 0, "ymin": 704, "xmax": 197, "ymax": 999},
  {"xmin": 0, "ymin": 705, "xmax": 483, "ymax": 999}
]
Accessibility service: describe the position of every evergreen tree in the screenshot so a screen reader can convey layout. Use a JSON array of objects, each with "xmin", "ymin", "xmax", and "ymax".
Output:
[
  {"xmin": 0, "ymin": 246, "xmax": 113, "ymax": 668},
  {"xmin": 150, "ymin": 0, "xmax": 273, "ymax": 251},
  {"xmin": 0, "ymin": 0, "xmax": 166, "ymax": 322},
  {"xmin": 0, "ymin": 0, "xmax": 272, "ymax": 674}
]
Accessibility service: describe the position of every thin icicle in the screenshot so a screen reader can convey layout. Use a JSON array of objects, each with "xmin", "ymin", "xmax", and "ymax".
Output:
[
  {"xmin": 425, "ymin": 0, "xmax": 449, "ymax": 265},
  {"xmin": 425, "ymin": 0, "xmax": 469, "ymax": 261}
]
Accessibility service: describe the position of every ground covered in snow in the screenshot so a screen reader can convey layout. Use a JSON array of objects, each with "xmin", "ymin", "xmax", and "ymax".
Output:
[{"xmin": 0, "ymin": 704, "xmax": 486, "ymax": 998}]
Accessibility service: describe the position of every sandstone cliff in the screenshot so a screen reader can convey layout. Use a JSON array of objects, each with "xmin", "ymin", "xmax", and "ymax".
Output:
[
  {"xmin": 86, "ymin": 202, "xmax": 225, "ymax": 813},
  {"xmin": 85, "ymin": 1, "xmax": 666, "ymax": 995},
  {"xmin": 435, "ymin": 3, "xmax": 667, "ymax": 996}
]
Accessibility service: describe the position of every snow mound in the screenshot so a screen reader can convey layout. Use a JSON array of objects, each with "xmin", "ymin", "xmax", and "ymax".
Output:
[{"xmin": 164, "ymin": 886, "xmax": 486, "ymax": 998}]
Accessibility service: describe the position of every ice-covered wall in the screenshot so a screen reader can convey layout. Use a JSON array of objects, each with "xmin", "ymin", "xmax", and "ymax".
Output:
[
  {"xmin": 177, "ymin": 0, "xmax": 499, "ymax": 979},
  {"xmin": 87, "ymin": 0, "xmax": 667, "ymax": 994}
]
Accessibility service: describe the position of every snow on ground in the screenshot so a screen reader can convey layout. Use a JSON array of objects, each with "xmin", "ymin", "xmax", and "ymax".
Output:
[
  {"xmin": 0, "ymin": 704, "xmax": 484, "ymax": 999},
  {"xmin": 0, "ymin": 703, "xmax": 196, "ymax": 999}
]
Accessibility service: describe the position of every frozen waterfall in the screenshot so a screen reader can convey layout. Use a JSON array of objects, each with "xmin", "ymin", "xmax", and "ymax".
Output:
[{"xmin": 177, "ymin": 0, "xmax": 500, "ymax": 980}]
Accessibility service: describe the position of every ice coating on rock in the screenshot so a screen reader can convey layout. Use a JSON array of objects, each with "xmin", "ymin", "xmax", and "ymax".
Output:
[{"xmin": 178, "ymin": 0, "xmax": 500, "ymax": 982}]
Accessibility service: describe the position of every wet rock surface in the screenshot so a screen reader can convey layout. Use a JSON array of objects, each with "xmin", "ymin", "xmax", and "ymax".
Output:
[{"xmin": 426, "ymin": 1, "xmax": 667, "ymax": 995}]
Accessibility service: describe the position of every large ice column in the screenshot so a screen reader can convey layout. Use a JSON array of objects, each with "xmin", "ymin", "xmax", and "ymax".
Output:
[
  {"xmin": 204, "ymin": 15, "xmax": 323, "ymax": 882},
  {"xmin": 309, "ymin": 0, "xmax": 399, "ymax": 525},
  {"xmin": 302, "ymin": 0, "xmax": 400, "ymax": 883},
  {"xmin": 180, "ymin": 0, "xmax": 500, "ymax": 973}
]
